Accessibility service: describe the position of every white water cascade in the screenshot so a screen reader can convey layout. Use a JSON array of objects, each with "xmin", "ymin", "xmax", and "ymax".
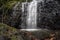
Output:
[
  {"xmin": 21, "ymin": 0, "xmax": 43, "ymax": 29},
  {"xmin": 27, "ymin": 0, "xmax": 38, "ymax": 29}
]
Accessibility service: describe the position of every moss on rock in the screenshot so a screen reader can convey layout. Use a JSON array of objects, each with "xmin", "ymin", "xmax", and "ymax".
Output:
[{"xmin": 0, "ymin": 23, "xmax": 23, "ymax": 40}]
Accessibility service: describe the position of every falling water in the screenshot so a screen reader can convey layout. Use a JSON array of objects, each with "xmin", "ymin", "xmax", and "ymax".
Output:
[
  {"xmin": 21, "ymin": 2, "xmax": 29, "ymax": 28},
  {"xmin": 21, "ymin": 0, "xmax": 43, "ymax": 29},
  {"xmin": 27, "ymin": 0, "xmax": 38, "ymax": 29}
]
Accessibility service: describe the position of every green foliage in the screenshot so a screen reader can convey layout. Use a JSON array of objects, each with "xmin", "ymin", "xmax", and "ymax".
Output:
[
  {"xmin": 0, "ymin": 23, "xmax": 17, "ymax": 35},
  {"xmin": 0, "ymin": 0, "xmax": 32, "ymax": 7},
  {"xmin": 0, "ymin": 0, "xmax": 32, "ymax": 24},
  {"xmin": 0, "ymin": 23, "xmax": 23, "ymax": 40},
  {"xmin": 5, "ymin": 1, "xmax": 17, "ymax": 9}
]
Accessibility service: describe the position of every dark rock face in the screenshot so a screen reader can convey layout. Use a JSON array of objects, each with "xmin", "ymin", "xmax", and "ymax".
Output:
[
  {"xmin": 0, "ymin": 10, "xmax": 2, "ymax": 22},
  {"xmin": 1, "ymin": 0, "xmax": 60, "ymax": 29},
  {"xmin": 9, "ymin": 2, "xmax": 29, "ymax": 29},
  {"xmin": 37, "ymin": 0, "xmax": 60, "ymax": 30},
  {"xmin": 11, "ymin": 2, "xmax": 22, "ymax": 29}
]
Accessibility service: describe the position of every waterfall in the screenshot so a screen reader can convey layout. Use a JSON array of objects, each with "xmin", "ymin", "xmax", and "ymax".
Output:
[
  {"xmin": 27, "ymin": 0, "xmax": 38, "ymax": 29},
  {"xmin": 21, "ymin": 2, "xmax": 29, "ymax": 28},
  {"xmin": 21, "ymin": 0, "xmax": 43, "ymax": 29}
]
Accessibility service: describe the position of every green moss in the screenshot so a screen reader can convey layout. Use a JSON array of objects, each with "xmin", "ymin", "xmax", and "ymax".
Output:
[
  {"xmin": 0, "ymin": 23, "xmax": 24, "ymax": 40},
  {"xmin": 5, "ymin": 1, "xmax": 17, "ymax": 9},
  {"xmin": 0, "ymin": 23, "xmax": 16, "ymax": 34},
  {"xmin": 11, "ymin": 35, "xmax": 17, "ymax": 40}
]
